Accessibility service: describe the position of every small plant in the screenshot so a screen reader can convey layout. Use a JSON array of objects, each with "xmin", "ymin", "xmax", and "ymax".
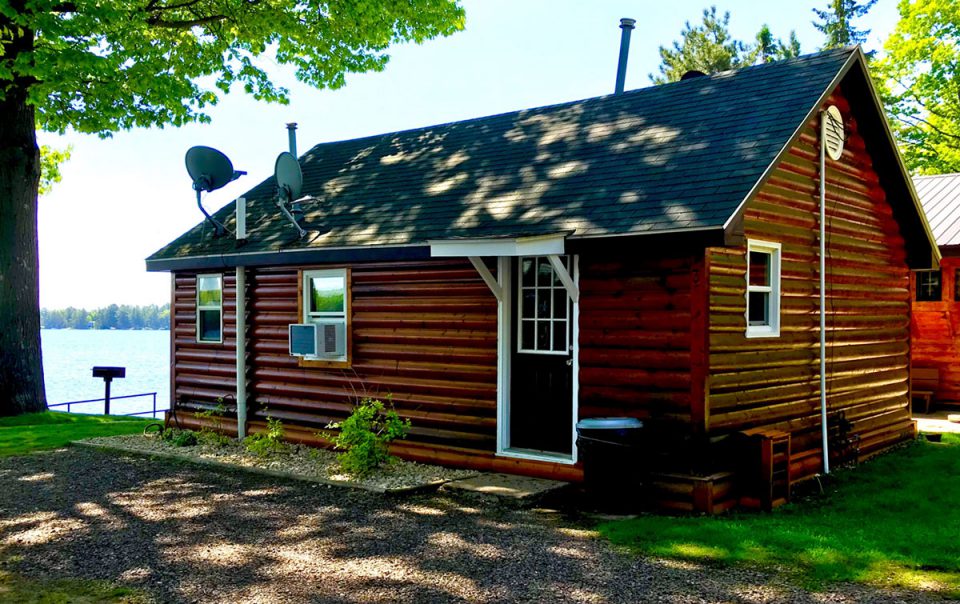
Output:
[
  {"xmin": 243, "ymin": 414, "xmax": 288, "ymax": 457},
  {"xmin": 324, "ymin": 397, "xmax": 410, "ymax": 476},
  {"xmin": 164, "ymin": 429, "xmax": 198, "ymax": 447},
  {"xmin": 195, "ymin": 401, "xmax": 232, "ymax": 448}
]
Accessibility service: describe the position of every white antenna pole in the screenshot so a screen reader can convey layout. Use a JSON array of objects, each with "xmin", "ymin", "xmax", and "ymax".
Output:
[
  {"xmin": 820, "ymin": 110, "xmax": 830, "ymax": 475},
  {"xmin": 236, "ymin": 266, "xmax": 247, "ymax": 440}
]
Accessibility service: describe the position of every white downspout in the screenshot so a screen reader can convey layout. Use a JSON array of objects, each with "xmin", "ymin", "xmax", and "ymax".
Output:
[
  {"xmin": 819, "ymin": 111, "xmax": 830, "ymax": 475},
  {"xmin": 236, "ymin": 266, "xmax": 247, "ymax": 439}
]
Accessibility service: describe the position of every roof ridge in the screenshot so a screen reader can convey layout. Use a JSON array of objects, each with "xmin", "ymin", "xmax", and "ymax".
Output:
[{"xmin": 301, "ymin": 46, "xmax": 857, "ymax": 157}]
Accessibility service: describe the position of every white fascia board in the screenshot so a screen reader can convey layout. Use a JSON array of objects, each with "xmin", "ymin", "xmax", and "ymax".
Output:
[{"xmin": 429, "ymin": 233, "xmax": 566, "ymax": 257}]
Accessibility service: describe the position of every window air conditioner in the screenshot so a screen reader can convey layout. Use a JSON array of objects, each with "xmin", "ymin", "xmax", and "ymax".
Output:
[{"xmin": 288, "ymin": 322, "xmax": 346, "ymax": 358}]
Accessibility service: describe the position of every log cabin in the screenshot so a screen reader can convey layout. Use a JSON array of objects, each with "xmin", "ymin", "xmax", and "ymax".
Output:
[
  {"xmin": 910, "ymin": 173, "xmax": 960, "ymax": 408},
  {"xmin": 147, "ymin": 47, "xmax": 938, "ymax": 513}
]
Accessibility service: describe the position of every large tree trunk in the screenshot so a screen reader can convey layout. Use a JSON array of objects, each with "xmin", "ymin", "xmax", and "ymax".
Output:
[{"xmin": 0, "ymin": 29, "xmax": 46, "ymax": 416}]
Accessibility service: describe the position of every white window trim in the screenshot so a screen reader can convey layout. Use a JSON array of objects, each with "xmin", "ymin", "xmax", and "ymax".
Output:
[
  {"xmin": 745, "ymin": 240, "xmax": 781, "ymax": 339},
  {"xmin": 196, "ymin": 274, "xmax": 223, "ymax": 344},
  {"xmin": 302, "ymin": 268, "xmax": 349, "ymax": 362}
]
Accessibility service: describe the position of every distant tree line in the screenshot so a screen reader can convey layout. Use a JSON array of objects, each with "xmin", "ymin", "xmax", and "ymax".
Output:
[{"xmin": 41, "ymin": 304, "xmax": 170, "ymax": 330}]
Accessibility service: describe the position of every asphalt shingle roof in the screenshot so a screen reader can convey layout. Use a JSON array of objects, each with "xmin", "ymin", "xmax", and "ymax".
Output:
[
  {"xmin": 148, "ymin": 47, "xmax": 855, "ymax": 265},
  {"xmin": 914, "ymin": 173, "xmax": 960, "ymax": 247}
]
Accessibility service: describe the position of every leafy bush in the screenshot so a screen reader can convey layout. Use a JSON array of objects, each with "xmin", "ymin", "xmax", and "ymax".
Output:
[
  {"xmin": 243, "ymin": 415, "xmax": 288, "ymax": 458},
  {"xmin": 325, "ymin": 398, "xmax": 410, "ymax": 476}
]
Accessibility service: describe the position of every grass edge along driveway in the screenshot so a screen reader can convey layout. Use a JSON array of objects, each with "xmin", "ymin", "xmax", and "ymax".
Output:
[
  {"xmin": 0, "ymin": 411, "xmax": 153, "ymax": 457},
  {"xmin": 599, "ymin": 434, "xmax": 960, "ymax": 598}
]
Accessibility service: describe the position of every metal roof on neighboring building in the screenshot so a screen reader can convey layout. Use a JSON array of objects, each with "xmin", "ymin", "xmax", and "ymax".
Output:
[{"xmin": 914, "ymin": 173, "xmax": 960, "ymax": 248}]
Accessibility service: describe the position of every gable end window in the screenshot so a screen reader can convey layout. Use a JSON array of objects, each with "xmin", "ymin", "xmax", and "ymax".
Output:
[
  {"xmin": 196, "ymin": 274, "xmax": 223, "ymax": 343},
  {"xmin": 301, "ymin": 269, "xmax": 350, "ymax": 363},
  {"xmin": 745, "ymin": 240, "xmax": 781, "ymax": 338},
  {"xmin": 916, "ymin": 270, "xmax": 942, "ymax": 302}
]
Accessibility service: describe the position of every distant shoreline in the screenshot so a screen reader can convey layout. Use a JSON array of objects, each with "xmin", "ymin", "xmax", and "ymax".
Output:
[{"xmin": 41, "ymin": 328, "xmax": 171, "ymax": 331}]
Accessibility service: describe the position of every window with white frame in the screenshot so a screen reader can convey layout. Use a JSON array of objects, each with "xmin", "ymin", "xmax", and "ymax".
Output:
[
  {"xmin": 517, "ymin": 256, "xmax": 571, "ymax": 354},
  {"xmin": 745, "ymin": 240, "xmax": 781, "ymax": 338},
  {"xmin": 196, "ymin": 274, "xmax": 223, "ymax": 343},
  {"xmin": 302, "ymin": 269, "xmax": 349, "ymax": 362}
]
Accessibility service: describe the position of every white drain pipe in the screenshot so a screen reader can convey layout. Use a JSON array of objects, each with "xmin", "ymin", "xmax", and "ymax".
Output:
[{"xmin": 819, "ymin": 111, "xmax": 830, "ymax": 475}]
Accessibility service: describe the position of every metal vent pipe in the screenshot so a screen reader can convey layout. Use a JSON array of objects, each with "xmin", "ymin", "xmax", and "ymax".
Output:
[
  {"xmin": 286, "ymin": 122, "xmax": 298, "ymax": 157},
  {"xmin": 615, "ymin": 18, "xmax": 636, "ymax": 95}
]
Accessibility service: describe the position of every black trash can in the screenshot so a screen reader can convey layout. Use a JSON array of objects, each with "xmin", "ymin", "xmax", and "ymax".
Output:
[{"xmin": 576, "ymin": 417, "xmax": 645, "ymax": 511}]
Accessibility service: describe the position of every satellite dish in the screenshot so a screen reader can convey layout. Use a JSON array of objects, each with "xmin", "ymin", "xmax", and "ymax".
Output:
[
  {"xmin": 184, "ymin": 146, "xmax": 246, "ymax": 237},
  {"xmin": 274, "ymin": 152, "xmax": 306, "ymax": 239},
  {"xmin": 275, "ymin": 152, "xmax": 303, "ymax": 202},
  {"xmin": 823, "ymin": 105, "xmax": 845, "ymax": 161},
  {"xmin": 186, "ymin": 146, "xmax": 238, "ymax": 192}
]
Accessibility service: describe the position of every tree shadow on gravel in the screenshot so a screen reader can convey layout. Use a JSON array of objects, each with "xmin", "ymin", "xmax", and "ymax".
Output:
[{"xmin": 0, "ymin": 449, "xmax": 934, "ymax": 603}]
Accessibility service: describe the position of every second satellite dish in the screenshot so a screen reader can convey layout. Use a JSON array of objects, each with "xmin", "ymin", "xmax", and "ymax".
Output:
[
  {"xmin": 274, "ymin": 152, "xmax": 306, "ymax": 239},
  {"xmin": 275, "ymin": 152, "xmax": 303, "ymax": 201}
]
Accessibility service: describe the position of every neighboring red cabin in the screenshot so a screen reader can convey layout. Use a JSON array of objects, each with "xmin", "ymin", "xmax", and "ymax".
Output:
[
  {"xmin": 911, "ymin": 174, "xmax": 960, "ymax": 408},
  {"xmin": 149, "ymin": 48, "xmax": 937, "ymax": 513}
]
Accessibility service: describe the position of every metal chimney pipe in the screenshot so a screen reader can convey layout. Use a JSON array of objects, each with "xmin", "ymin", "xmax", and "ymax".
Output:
[
  {"xmin": 615, "ymin": 18, "xmax": 636, "ymax": 95},
  {"xmin": 286, "ymin": 122, "xmax": 298, "ymax": 157}
]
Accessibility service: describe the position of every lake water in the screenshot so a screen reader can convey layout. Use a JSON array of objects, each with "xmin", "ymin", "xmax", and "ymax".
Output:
[{"xmin": 41, "ymin": 329, "xmax": 170, "ymax": 418}]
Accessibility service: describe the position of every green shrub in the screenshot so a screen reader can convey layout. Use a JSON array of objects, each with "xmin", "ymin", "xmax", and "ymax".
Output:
[
  {"xmin": 243, "ymin": 415, "xmax": 288, "ymax": 457},
  {"xmin": 325, "ymin": 398, "xmax": 410, "ymax": 476}
]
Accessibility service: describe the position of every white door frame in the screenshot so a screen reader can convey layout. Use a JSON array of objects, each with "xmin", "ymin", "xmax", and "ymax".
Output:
[{"xmin": 495, "ymin": 255, "xmax": 580, "ymax": 465}]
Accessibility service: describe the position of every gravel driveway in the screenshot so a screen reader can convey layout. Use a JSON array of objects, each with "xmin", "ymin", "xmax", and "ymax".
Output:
[{"xmin": 0, "ymin": 448, "xmax": 943, "ymax": 603}]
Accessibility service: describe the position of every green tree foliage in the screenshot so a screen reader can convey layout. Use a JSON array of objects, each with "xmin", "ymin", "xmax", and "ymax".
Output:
[
  {"xmin": 651, "ymin": 7, "xmax": 749, "ymax": 83},
  {"xmin": 752, "ymin": 25, "xmax": 802, "ymax": 64},
  {"xmin": 876, "ymin": 0, "xmax": 960, "ymax": 174},
  {"xmin": 652, "ymin": 8, "xmax": 800, "ymax": 83},
  {"xmin": 812, "ymin": 0, "xmax": 878, "ymax": 49},
  {"xmin": 0, "ymin": 0, "xmax": 465, "ymax": 416},
  {"xmin": 38, "ymin": 145, "xmax": 71, "ymax": 195},
  {"xmin": 41, "ymin": 304, "xmax": 170, "ymax": 330}
]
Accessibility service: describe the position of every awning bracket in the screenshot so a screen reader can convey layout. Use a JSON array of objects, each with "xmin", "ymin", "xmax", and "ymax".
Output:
[
  {"xmin": 469, "ymin": 256, "xmax": 504, "ymax": 302},
  {"xmin": 547, "ymin": 254, "xmax": 579, "ymax": 302}
]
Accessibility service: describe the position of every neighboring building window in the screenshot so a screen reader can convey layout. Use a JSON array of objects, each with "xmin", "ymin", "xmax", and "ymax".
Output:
[
  {"xmin": 954, "ymin": 269, "xmax": 960, "ymax": 302},
  {"xmin": 745, "ymin": 240, "xmax": 781, "ymax": 338},
  {"xmin": 517, "ymin": 256, "xmax": 570, "ymax": 354},
  {"xmin": 916, "ymin": 270, "xmax": 942, "ymax": 302},
  {"xmin": 196, "ymin": 274, "xmax": 222, "ymax": 343},
  {"xmin": 302, "ymin": 269, "xmax": 349, "ymax": 362}
]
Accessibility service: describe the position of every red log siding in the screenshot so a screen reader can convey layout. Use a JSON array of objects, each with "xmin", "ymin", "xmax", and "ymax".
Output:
[
  {"xmin": 705, "ymin": 89, "xmax": 915, "ymax": 482},
  {"xmin": 171, "ymin": 273, "xmax": 237, "ymax": 406},
  {"xmin": 578, "ymin": 254, "xmax": 696, "ymax": 425},
  {"xmin": 246, "ymin": 259, "xmax": 498, "ymax": 450},
  {"xmin": 910, "ymin": 255, "xmax": 960, "ymax": 406}
]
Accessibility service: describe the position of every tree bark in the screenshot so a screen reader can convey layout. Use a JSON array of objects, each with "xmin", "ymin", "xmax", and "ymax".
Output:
[{"xmin": 0, "ymin": 22, "xmax": 47, "ymax": 416}]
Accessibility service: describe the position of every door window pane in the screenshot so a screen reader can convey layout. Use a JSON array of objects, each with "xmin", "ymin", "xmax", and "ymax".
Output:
[{"xmin": 518, "ymin": 256, "xmax": 571, "ymax": 354}]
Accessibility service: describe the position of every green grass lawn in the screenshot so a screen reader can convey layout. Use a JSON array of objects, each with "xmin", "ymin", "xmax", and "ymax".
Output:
[
  {"xmin": 0, "ymin": 568, "xmax": 148, "ymax": 603},
  {"xmin": 0, "ymin": 412, "xmax": 154, "ymax": 456},
  {"xmin": 599, "ymin": 433, "xmax": 960, "ymax": 597}
]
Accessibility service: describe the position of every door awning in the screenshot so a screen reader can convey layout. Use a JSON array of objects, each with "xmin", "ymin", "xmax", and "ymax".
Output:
[
  {"xmin": 428, "ymin": 233, "xmax": 577, "ymax": 303},
  {"xmin": 428, "ymin": 233, "xmax": 565, "ymax": 258}
]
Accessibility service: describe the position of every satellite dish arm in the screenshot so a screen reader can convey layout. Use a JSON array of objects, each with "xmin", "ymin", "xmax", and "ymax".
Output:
[
  {"xmin": 196, "ymin": 188, "xmax": 228, "ymax": 237},
  {"xmin": 276, "ymin": 188, "xmax": 306, "ymax": 239}
]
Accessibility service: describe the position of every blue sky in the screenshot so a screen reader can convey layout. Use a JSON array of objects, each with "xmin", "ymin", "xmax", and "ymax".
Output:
[{"xmin": 37, "ymin": 0, "xmax": 901, "ymax": 309}]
